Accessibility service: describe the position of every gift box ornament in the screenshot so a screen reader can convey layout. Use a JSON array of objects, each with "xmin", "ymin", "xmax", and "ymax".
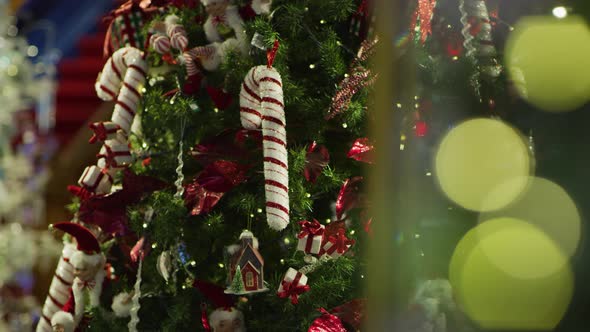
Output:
[
  {"xmin": 97, "ymin": 140, "xmax": 133, "ymax": 169},
  {"xmin": 297, "ymin": 219, "xmax": 325, "ymax": 255},
  {"xmin": 322, "ymin": 228, "xmax": 355, "ymax": 259},
  {"xmin": 277, "ymin": 267, "xmax": 310, "ymax": 304},
  {"xmin": 78, "ymin": 165, "xmax": 113, "ymax": 195},
  {"xmin": 89, "ymin": 121, "xmax": 124, "ymax": 144}
]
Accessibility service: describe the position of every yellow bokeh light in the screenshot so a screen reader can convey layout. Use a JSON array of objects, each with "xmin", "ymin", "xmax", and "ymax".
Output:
[
  {"xmin": 480, "ymin": 177, "xmax": 581, "ymax": 257},
  {"xmin": 435, "ymin": 118, "xmax": 531, "ymax": 211},
  {"xmin": 506, "ymin": 16, "xmax": 590, "ymax": 112},
  {"xmin": 450, "ymin": 218, "xmax": 573, "ymax": 330}
]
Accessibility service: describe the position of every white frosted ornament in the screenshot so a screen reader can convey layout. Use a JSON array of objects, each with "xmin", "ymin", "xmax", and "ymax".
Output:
[{"xmin": 157, "ymin": 250, "xmax": 173, "ymax": 282}]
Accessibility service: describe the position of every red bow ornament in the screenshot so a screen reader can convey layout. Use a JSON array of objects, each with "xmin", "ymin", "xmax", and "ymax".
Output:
[
  {"xmin": 277, "ymin": 268, "xmax": 310, "ymax": 305},
  {"xmin": 297, "ymin": 219, "xmax": 325, "ymax": 255}
]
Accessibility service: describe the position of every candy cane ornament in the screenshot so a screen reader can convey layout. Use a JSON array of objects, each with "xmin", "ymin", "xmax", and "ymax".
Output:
[
  {"xmin": 36, "ymin": 241, "xmax": 76, "ymax": 332},
  {"xmin": 165, "ymin": 15, "xmax": 188, "ymax": 51},
  {"xmin": 239, "ymin": 65, "xmax": 289, "ymax": 231},
  {"xmin": 95, "ymin": 47, "xmax": 148, "ymax": 134}
]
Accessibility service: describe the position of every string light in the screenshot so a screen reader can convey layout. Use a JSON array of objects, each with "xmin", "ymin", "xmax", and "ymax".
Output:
[
  {"xmin": 350, "ymin": 230, "xmax": 356, "ymax": 235},
  {"xmin": 27, "ymin": 45, "xmax": 38, "ymax": 57},
  {"xmin": 400, "ymin": 143, "xmax": 405, "ymax": 151},
  {"xmin": 249, "ymin": 213, "xmax": 255, "ymax": 218},
  {"xmin": 213, "ymin": 108, "xmax": 219, "ymax": 113},
  {"xmin": 553, "ymin": 6, "xmax": 568, "ymax": 19},
  {"xmin": 142, "ymin": 223, "xmax": 148, "ymax": 228},
  {"xmin": 306, "ymin": 193, "xmax": 311, "ymax": 198},
  {"xmin": 283, "ymin": 238, "xmax": 291, "ymax": 245},
  {"xmin": 396, "ymin": 103, "xmax": 402, "ymax": 108},
  {"xmin": 190, "ymin": 261, "xmax": 196, "ymax": 266},
  {"xmin": 415, "ymin": 233, "xmax": 421, "ymax": 239},
  {"xmin": 452, "ymin": 56, "xmax": 459, "ymax": 61},
  {"xmin": 256, "ymin": 208, "xmax": 263, "ymax": 213},
  {"xmin": 320, "ymin": 19, "xmax": 326, "ymax": 24},
  {"xmin": 342, "ymin": 123, "xmax": 348, "ymax": 128},
  {"xmin": 426, "ymin": 172, "xmax": 432, "ymax": 176},
  {"xmin": 151, "ymin": 243, "xmax": 158, "ymax": 249},
  {"xmin": 309, "ymin": 64, "xmax": 316, "ymax": 69},
  {"xmin": 280, "ymin": 259, "xmax": 285, "ymax": 264},
  {"xmin": 218, "ymin": 263, "xmax": 224, "ymax": 268},
  {"xmin": 326, "ymin": 218, "xmax": 331, "ymax": 224}
]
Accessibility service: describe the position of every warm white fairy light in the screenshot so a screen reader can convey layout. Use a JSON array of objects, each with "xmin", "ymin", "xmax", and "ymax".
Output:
[{"xmin": 553, "ymin": 6, "xmax": 568, "ymax": 19}]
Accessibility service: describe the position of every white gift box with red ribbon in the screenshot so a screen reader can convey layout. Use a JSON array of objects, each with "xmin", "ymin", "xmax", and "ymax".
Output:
[
  {"xmin": 78, "ymin": 165, "xmax": 113, "ymax": 195},
  {"xmin": 296, "ymin": 220, "xmax": 325, "ymax": 255},
  {"xmin": 97, "ymin": 140, "xmax": 133, "ymax": 169},
  {"xmin": 321, "ymin": 228, "xmax": 355, "ymax": 259},
  {"xmin": 89, "ymin": 121, "xmax": 125, "ymax": 144}
]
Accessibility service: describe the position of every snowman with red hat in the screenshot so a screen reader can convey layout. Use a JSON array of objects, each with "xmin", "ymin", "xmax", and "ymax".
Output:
[{"xmin": 50, "ymin": 222, "xmax": 106, "ymax": 332}]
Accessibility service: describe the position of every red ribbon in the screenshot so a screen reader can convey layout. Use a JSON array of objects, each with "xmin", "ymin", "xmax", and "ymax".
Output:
[
  {"xmin": 89, "ymin": 122, "xmax": 120, "ymax": 144},
  {"xmin": 266, "ymin": 39, "xmax": 280, "ymax": 68},
  {"xmin": 77, "ymin": 279, "xmax": 97, "ymax": 290},
  {"xmin": 298, "ymin": 220, "xmax": 325, "ymax": 252},
  {"xmin": 201, "ymin": 303, "xmax": 211, "ymax": 332},
  {"xmin": 67, "ymin": 185, "xmax": 94, "ymax": 201},
  {"xmin": 326, "ymin": 229, "xmax": 355, "ymax": 255},
  {"xmin": 97, "ymin": 143, "xmax": 131, "ymax": 168},
  {"xmin": 278, "ymin": 271, "xmax": 310, "ymax": 304},
  {"xmin": 212, "ymin": 15, "xmax": 226, "ymax": 26}
]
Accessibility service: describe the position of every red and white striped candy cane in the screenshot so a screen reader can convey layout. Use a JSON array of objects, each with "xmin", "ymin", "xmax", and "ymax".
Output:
[
  {"xmin": 150, "ymin": 34, "xmax": 171, "ymax": 54},
  {"xmin": 95, "ymin": 47, "xmax": 147, "ymax": 134},
  {"xmin": 36, "ymin": 241, "xmax": 76, "ymax": 332},
  {"xmin": 182, "ymin": 45, "xmax": 215, "ymax": 77},
  {"xmin": 165, "ymin": 15, "xmax": 188, "ymax": 51},
  {"xmin": 240, "ymin": 66, "xmax": 289, "ymax": 231}
]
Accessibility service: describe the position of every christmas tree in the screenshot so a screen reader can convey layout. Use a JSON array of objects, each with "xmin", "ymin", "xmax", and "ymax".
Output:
[{"xmin": 39, "ymin": 0, "xmax": 371, "ymax": 331}]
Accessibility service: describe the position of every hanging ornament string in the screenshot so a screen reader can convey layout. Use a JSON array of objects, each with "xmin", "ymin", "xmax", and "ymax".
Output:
[
  {"xmin": 128, "ymin": 258, "xmax": 143, "ymax": 332},
  {"xmin": 174, "ymin": 117, "xmax": 187, "ymax": 199},
  {"xmin": 128, "ymin": 208, "xmax": 153, "ymax": 332}
]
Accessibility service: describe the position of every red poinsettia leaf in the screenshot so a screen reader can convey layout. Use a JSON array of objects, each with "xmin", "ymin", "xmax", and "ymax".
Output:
[
  {"xmin": 335, "ymin": 177, "xmax": 365, "ymax": 220},
  {"xmin": 78, "ymin": 204, "xmax": 129, "ymax": 236},
  {"xmin": 79, "ymin": 170, "xmax": 167, "ymax": 236},
  {"xmin": 330, "ymin": 299, "xmax": 367, "ymax": 330},
  {"xmin": 196, "ymin": 160, "xmax": 248, "ymax": 192},
  {"xmin": 347, "ymin": 138, "xmax": 374, "ymax": 164},
  {"xmin": 193, "ymin": 279, "xmax": 235, "ymax": 309},
  {"xmin": 304, "ymin": 142, "xmax": 330, "ymax": 183},
  {"xmin": 184, "ymin": 183, "xmax": 225, "ymax": 216},
  {"xmin": 206, "ymin": 86, "xmax": 233, "ymax": 110},
  {"xmin": 191, "ymin": 129, "xmax": 259, "ymax": 166}
]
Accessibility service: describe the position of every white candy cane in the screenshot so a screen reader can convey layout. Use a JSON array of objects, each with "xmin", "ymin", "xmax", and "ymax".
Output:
[
  {"xmin": 36, "ymin": 241, "xmax": 76, "ymax": 332},
  {"xmin": 95, "ymin": 47, "xmax": 147, "ymax": 134},
  {"xmin": 165, "ymin": 15, "xmax": 188, "ymax": 51},
  {"xmin": 240, "ymin": 66, "xmax": 289, "ymax": 231}
]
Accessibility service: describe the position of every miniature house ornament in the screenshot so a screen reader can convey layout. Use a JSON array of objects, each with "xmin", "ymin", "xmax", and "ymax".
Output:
[{"xmin": 225, "ymin": 230, "xmax": 268, "ymax": 295}]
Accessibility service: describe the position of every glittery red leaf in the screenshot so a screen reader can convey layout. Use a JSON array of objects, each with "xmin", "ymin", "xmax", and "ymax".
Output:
[
  {"xmin": 304, "ymin": 142, "xmax": 330, "ymax": 183},
  {"xmin": 335, "ymin": 177, "xmax": 365, "ymax": 220},
  {"xmin": 308, "ymin": 309, "xmax": 347, "ymax": 332},
  {"xmin": 330, "ymin": 299, "xmax": 367, "ymax": 330},
  {"xmin": 347, "ymin": 138, "xmax": 374, "ymax": 164}
]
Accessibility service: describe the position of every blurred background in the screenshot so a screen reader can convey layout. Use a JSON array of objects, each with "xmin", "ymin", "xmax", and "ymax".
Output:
[{"xmin": 0, "ymin": 0, "xmax": 590, "ymax": 330}]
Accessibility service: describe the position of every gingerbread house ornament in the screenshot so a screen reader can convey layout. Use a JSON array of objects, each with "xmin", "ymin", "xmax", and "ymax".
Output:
[{"xmin": 225, "ymin": 230, "xmax": 268, "ymax": 295}]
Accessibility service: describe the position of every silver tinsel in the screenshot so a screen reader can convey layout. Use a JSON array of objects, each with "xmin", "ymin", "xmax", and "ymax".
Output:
[
  {"xmin": 459, "ymin": 0, "xmax": 502, "ymax": 97},
  {"xmin": 127, "ymin": 258, "xmax": 143, "ymax": 332}
]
